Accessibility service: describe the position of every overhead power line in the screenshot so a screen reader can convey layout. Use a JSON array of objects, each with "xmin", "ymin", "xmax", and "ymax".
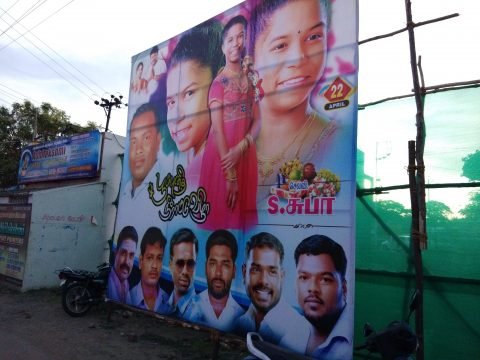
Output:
[
  {"xmin": 0, "ymin": 0, "xmax": 21, "ymax": 21},
  {"xmin": 0, "ymin": 0, "xmax": 75, "ymax": 53},
  {"xmin": 1, "ymin": 29, "xmax": 94, "ymax": 101},
  {"xmin": 0, "ymin": 87, "xmax": 22, "ymax": 101},
  {"xmin": 0, "ymin": 8, "xmax": 101, "ymax": 99},
  {"xmin": 0, "ymin": 3, "xmax": 106, "ymax": 95},
  {"xmin": 0, "ymin": 0, "xmax": 48, "ymax": 39},
  {"xmin": 0, "ymin": 82, "xmax": 39, "ymax": 104}
]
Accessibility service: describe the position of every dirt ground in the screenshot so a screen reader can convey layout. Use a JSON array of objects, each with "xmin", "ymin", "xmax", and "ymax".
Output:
[{"xmin": 0, "ymin": 285, "xmax": 249, "ymax": 360}]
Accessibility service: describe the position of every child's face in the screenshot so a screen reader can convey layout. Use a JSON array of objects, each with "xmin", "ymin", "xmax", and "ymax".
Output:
[
  {"xmin": 222, "ymin": 23, "xmax": 245, "ymax": 65},
  {"xmin": 166, "ymin": 60, "xmax": 212, "ymax": 154},
  {"xmin": 136, "ymin": 64, "xmax": 143, "ymax": 78},
  {"xmin": 254, "ymin": 0, "xmax": 327, "ymax": 113}
]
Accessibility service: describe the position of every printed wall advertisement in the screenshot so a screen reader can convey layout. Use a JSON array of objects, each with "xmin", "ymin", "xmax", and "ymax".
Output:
[
  {"xmin": 111, "ymin": 1, "xmax": 358, "ymax": 358},
  {"xmin": 18, "ymin": 130, "xmax": 101, "ymax": 184},
  {"xmin": 0, "ymin": 204, "xmax": 32, "ymax": 287}
]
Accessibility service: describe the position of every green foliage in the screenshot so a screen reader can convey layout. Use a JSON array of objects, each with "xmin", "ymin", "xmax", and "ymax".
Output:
[
  {"xmin": 0, "ymin": 101, "xmax": 100, "ymax": 188},
  {"xmin": 426, "ymin": 200, "xmax": 452, "ymax": 221},
  {"xmin": 462, "ymin": 149, "xmax": 480, "ymax": 181}
]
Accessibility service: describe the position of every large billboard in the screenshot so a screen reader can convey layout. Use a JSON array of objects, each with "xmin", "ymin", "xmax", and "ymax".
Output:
[
  {"xmin": 111, "ymin": 1, "xmax": 358, "ymax": 358},
  {"xmin": 18, "ymin": 130, "xmax": 101, "ymax": 184}
]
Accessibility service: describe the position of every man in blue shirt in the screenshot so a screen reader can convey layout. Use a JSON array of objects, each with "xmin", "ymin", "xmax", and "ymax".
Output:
[
  {"xmin": 107, "ymin": 226, "xmax": 138, "ymax": 304},
  {"xmin": 184, "ymin": 229, "xmax": 244, "ymax": 331},
  {"xmin": 234, "ymin": 232, "xmax": 304, "ymax": 344},
  {"xmin": 128, "ymin": 227, "xmax": 170, "ymax": 314},
  {"xmin": 280, "ymin": 235, "xmax": 352, "ymax": 359},
  {"xmin": 168, "ymin": 228, "xmax": 198, "ymax": 318}
]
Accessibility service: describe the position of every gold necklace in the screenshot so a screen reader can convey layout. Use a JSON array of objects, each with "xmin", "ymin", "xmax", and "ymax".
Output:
[
  {"xmin": 257, "ymin": 113, "xmax": 316, "ymax": 184},
  {"xmin": 223, "ymin": 67, "xmax": 248, "ymax": 93},
  {"xmin": 223, "ymin": 66, "xmax": 242, "ymax": 77}
]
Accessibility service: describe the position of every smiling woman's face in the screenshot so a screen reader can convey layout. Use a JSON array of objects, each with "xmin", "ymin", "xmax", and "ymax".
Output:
[
  {"xmin": 166, "ymin": 60, "xmax": 212, "ymax": 154},
  {"xmin": 254, "ymin": 0, "xmax": 327, "ymax": 113}
]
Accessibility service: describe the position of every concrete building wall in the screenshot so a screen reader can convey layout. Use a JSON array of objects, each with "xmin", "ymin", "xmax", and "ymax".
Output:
[
  {"xmin": 23, "ymin": 183, "xmax": 105, "ymax": 289},
  {"xmin": 2, "ymin": 132, "xmax": 125, "ymax": 291}
]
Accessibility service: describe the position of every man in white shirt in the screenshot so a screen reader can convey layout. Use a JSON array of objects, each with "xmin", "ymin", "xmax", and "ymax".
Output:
[
  {"xmin": 115, "ymin": 103, "xmax": 171, "ymax": 243},
  {"xmin": 184, "ymin": 229, "xmax": 244, "ymax": 331},
  {"xmin": 234, "ymin": 232, "xmax": 304, "ymax": 344},
  {"xmin": 280, "ymin": 235, "xmax": 352, "ymax": 359},
  {"xmin": 128, "ymin": 227, "xmax": 170, "ymax": 314},
  {"xmin": 107, "ymin": 226, "xmax": 138, "ymax": 304}
]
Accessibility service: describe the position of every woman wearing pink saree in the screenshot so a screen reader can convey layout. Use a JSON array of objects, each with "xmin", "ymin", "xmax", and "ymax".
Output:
[{"xmin": 199, "ymin": 15, "xmax": 259, "ymax": 231}]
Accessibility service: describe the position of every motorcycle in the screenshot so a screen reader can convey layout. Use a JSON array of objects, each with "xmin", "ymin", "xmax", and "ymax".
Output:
[
  {"xmin": 355, "ymin": 289, "xmax": 420, "ymax": 360},
  {"xmin": 244, "ymin": 290, "xmax": 420, "ymax": 360},
  {"xmin": 56, "ymin": 262, "xmax": 111, "ymax": 317}
]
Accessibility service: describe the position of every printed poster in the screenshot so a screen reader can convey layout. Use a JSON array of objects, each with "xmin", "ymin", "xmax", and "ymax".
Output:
[
  {"xmin": 111, "ymin": 1, "xmax": 358, "ymax": 358},
  {"xmin": 18, "ymin": 130, "xmax": 101, "ymax": 184},
  {"xmin": 0, "ymin": 204, "xmax": 32, "ymax": 287}
]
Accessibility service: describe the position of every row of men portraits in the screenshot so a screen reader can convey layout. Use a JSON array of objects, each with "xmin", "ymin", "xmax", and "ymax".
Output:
[{"xmin": 107, "ymin": 224, "xmax": 354, "ymax": 359}]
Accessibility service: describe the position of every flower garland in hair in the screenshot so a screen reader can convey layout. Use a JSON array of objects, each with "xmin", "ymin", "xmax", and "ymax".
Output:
[
  {"xmin": 243, "ymin": 55, "xmax": 264, "ymax": 103},
  {"xmin": 248, "ymin": 70, "xmax": 264, "ymax": 103}
]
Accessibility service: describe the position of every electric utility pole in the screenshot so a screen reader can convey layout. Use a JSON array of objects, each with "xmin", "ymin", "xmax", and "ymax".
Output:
[{"xmin": 94, "ymin": 94, "xmax": 127, "ymax": 176}]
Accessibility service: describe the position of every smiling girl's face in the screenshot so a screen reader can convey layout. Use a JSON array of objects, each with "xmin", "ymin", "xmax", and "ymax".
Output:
[
  {"xmin": 166, "ymin": 60, "xmax": 212, "ymax": 154},
  {"xmin": 222, "ymin": 23, "xmax": 246, "ymax": 65},
  {"xmin": 254, "ymin": 0, "xmax": 327, "ymax": 114}
]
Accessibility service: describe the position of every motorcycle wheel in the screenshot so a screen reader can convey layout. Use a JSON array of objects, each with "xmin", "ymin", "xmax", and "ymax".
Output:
[{"xmin": 62, "ymin": 283, "xmax": 92, "ymax": 317}]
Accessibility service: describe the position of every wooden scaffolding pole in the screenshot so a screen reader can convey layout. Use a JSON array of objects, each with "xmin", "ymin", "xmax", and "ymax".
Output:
[{"xmin": 405, "ymin": 1, "xmax": 426, "ymax": 359}]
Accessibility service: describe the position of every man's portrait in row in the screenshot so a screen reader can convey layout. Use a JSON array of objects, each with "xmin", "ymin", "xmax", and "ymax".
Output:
[
  {"xmin": 107, "ymin": 226, "xmax": 138, "ymax": 304},
  {"xmin": 168, "ymin": 228, "xmax": 198, "ymax": 317},
  {"xmin": 128, "ymin": 227, "xmax": 170, "ymax": 313},
  {"xmin": 184, "ymin": 229, "xmax": 244, "ymax": 331},
  {"xmin": 281, "ymin": 234, "xmax": 351, "ymax": 359},
  {"xmin": 234, "ymin": 232, "xmax": 304, "ymax": 343}
]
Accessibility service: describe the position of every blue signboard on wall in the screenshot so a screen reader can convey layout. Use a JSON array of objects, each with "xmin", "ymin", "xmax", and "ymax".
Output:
[{"xmin": 18, "ymin": 130, "xmax": 101, "ymax": 184}]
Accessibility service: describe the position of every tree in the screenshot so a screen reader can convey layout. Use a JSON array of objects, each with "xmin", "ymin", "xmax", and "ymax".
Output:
[
  {"xmin": 462, "ymin": 150, "xmax": 480, "ymax": 181},
  {"xmin": 426, "ymin": 200, "xmax": 452, "ymax": 222},
  {"xmin": 0, "ymin": 101, "xmax": 100, "ymax": 188},
  {"xmin": 0, "ymin": 106, "xmax": 20, "ymax": 187},
  {"xmin": 459, "ymin": 149, "xmax": 480, "ymax": 219}
]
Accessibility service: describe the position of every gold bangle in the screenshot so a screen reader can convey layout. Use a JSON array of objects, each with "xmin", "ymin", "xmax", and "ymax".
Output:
[
  {"xmin": 239, "ymin": 138, "xmax": 248, "ymax": 154},
  {"xmin": 225, "ymin": 168, "xmax": 237, "ymax": 180}
]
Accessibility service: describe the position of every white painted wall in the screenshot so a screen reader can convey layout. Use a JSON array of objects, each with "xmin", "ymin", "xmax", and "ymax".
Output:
[
  {"xmin": 99, "ymin": 132, "xmax": 126, "ymax": 261},
  {"xmin": 23, "ymin": 183, "xmax": 106, "ymax": 289}
]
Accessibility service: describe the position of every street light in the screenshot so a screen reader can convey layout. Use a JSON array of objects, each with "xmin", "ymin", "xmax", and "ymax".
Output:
[{"xmin": 94, "ymin": 94, "xmax": 127, "ymax": 176}]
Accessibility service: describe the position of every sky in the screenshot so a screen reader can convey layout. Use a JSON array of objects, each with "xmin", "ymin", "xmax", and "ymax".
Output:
[
  {"xmin": 1, "ymin": 0, "xmax": 479, "ymax": 212},
  {"xmin": 0, "ymin": 0, "xmax": 478, "ymax": 136}
]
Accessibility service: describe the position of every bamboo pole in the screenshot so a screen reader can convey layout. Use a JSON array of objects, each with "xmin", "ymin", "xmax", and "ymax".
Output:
[
  {"xmin": 359, "ymin": 13, "xmax": 458, "ymax": 45},
  {"xmin": 405, "ymin": 0, "xmax": 426, "ymax": 358},
  {"xmin": 408, "ymin": 141, "xmax": 424, "ymax": 360},
  {"xmin": 358, "ymin": 81, "xmax": 480, "ymax": 109}
]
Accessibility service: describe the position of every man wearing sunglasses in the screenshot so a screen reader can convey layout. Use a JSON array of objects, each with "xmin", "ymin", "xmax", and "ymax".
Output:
[
  {"xmin": 184, "ymin": 229, "xmax": 244, "ymax": 331},
  {"xmin": 168, "ymin": 227, "xmax": 198, "ymax": 317}
]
